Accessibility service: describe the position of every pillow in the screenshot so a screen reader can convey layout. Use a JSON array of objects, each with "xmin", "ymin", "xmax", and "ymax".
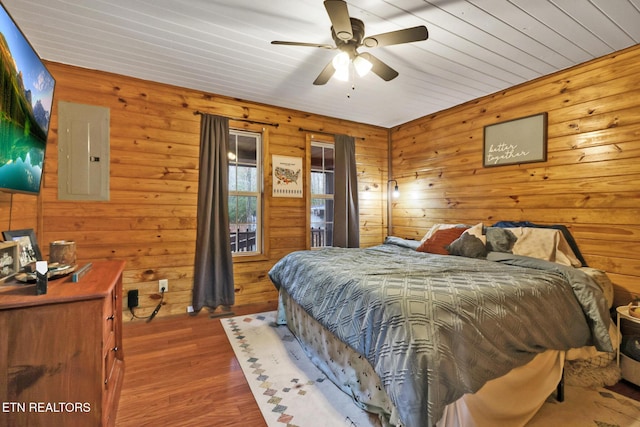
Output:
[
  {"xmin": 492, "ymin": 221, "xmax": 587, "ymax": 266},
  {"xmin": 465, "ymin": 222, "xmax": 486, "ymax": 244},
  {"xmin": 506, "ymin": 227, "xmax": 582, "ymax": 267},
  {"xmin": 420, "ymin": 223, "xmax": 468, "ymax": 243},
  {"xmin": 446, "ymin": 232, "xmax": 487, "ymax": 258},
  {"xmin": 416, "ymin": 227, "xmax": 468, "ymax": 255},
  {"xmin": 384, "ymin": 236, "xmax": 421, "ymax": 250},
  {"xmin": 485, "ymin": 227, "xmax": 517, "ymax": 253}
]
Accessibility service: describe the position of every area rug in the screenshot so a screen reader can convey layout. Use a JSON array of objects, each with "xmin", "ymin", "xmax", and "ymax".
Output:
[{"xmin": 222, "ymin": 311, "xmax": 640, "ymax": 427}]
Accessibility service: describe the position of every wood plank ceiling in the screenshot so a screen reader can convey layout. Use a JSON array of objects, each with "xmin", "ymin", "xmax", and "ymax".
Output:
[{"xmin": 3, "ymin": 0, "xmax": 640, "ymax": 127}]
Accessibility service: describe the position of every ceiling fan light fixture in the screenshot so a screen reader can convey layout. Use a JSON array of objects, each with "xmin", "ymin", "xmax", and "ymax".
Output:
[
  {"xmin": 332, "ymin": 51, "xmax": 350, "ymax": 70},
  {"xmin": 353, "ymin": 55, "xmax": 373, "ymax": 77},
  {"xmin": 334, "ymin": 65, "xmax": 350, "ymax": 81},
  {"xmin": 332, "ymin": 51, "xmax": 351, "ymax": 81}
]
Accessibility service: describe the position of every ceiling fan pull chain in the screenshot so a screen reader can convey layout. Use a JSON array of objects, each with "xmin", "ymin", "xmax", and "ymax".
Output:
[{"xmin": 347, "ymin": 83, "xmax": 356, "ymax": 99}]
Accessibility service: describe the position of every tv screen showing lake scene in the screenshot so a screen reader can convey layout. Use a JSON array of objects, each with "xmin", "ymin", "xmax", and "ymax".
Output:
[{"xmin": 0, "ymin": 4, "xmax": 55, "ymax": 194}]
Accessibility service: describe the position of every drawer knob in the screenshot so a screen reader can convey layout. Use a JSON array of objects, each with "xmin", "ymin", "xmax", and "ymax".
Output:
[{"xmin": 106, "ymin": 314, "xmax": 115, "ymax": 321}]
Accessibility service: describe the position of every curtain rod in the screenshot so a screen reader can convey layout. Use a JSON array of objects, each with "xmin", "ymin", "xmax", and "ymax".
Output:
[
  {"xmin": 298, "ymin": 127, "xmax": 365, "ymax": 141},
  {"xmin": 193, "ymin": 111, "xmax": 279, "ymax": 128}
]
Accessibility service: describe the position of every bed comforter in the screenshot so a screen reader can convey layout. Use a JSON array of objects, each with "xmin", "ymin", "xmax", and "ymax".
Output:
[{"xmin": 268, "ymin": 239, "xmax": 613, "ymax": 427}]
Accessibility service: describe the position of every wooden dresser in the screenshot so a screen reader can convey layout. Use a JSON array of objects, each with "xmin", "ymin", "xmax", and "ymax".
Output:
[{"xmin": 0, "ymin": 260, "xmax": 125, "ymax": 427}]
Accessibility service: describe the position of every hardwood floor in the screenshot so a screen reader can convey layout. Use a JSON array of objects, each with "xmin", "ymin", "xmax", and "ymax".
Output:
[
  {"xmin": 115, "ymin": 303, "xmax": 640, "ymax": 427},
  {"xmin": 115, "ymin": 302, "xmax": 276, "ymax": 427},
  {"xmin": 606, "ymin": 377, "xmax": 640, "ymax": 401}
]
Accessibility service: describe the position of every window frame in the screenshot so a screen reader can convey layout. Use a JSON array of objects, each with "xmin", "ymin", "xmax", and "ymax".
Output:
[
  {"xmin": 307, "ymin": 135, "xmax": 335, "ymax": 249},
  {"xmin": 228, "ymin": 125, "xmax": 268, "ymax": 261}
]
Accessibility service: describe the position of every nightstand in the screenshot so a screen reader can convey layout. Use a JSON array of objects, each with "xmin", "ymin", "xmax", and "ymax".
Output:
[{"xmin": 616, "ymin": 305, "xmax": 640, "ymax": 386}]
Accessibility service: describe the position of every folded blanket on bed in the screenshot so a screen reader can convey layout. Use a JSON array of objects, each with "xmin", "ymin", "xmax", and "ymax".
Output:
[{"xmin": 268, "ymin": 240, "xmax": 612, "ymax": 427}]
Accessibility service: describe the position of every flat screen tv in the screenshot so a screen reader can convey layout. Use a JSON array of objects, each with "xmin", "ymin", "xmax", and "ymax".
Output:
[{"xmin": 0, "ymin": 2, "xmax": 55, "ymax": 195}]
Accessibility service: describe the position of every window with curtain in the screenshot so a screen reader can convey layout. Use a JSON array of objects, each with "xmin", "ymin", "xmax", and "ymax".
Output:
[
  {"xmin": 310, "ymin": 140, "xmax": 334, "ymax": 248},
  {"xmin": 228, "ymin": 129, "xmax": 262, "ymax": 255}
]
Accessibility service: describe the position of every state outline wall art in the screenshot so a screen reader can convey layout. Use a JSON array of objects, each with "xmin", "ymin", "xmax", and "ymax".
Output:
[{"xmin": 272, "ymin": 155, "xmax": 303, "ymax": 198}]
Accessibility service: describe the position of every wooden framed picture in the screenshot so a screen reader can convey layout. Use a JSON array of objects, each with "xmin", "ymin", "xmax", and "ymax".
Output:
[
  {"xmin": 483, "ymin": 113, "xmax": 548, "ymax": 167},
  {"xmin": 0, "ymin": 240, "xmax": 20, "ymax": 282},
  {"xmin": 2, "ymin": 229, "xmax": 42, "ymax": 269}
]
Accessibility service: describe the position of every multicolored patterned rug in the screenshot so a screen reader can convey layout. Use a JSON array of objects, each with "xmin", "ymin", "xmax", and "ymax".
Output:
[
  {"xmin": 221, "ymin": 311, "xmax": 379, "ymax": 427},
  {"xmin": 221, "ymin": 311, "xmax": 640, "ymax": 427}
]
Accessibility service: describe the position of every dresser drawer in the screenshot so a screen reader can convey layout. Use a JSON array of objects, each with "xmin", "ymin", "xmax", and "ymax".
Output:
[
  {"xmin": 103, "ymin": 289, "xmax": 116, "ymax": 338},
  {"xmin": 104, "ymin": 331, "xmax": 117, "ymax": 387}
]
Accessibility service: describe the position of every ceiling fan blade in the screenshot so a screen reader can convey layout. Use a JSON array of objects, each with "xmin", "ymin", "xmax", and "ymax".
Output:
[
  {"xmin": 363, "ymin": 25, "xmax": 428, "ymax": 48},
  {"xmin": 324, "ymin": 0, "xmax": 353, "ymax": 41},
  {"xmin": 271, "ymin": 41, "xmax": 335, "ymax": 49},
  {"xmin": 313, "ymin": 61, "xmax": 336, "ymax": 85},
  {"xmin": 359, "ymin": 53, "xmax": 399, "ymax": 81}
]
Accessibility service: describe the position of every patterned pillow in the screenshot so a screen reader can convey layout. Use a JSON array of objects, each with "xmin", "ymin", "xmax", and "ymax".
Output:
[{"xmin": 416, "ymin": 227, "xmax": 468, "ymax": 255}]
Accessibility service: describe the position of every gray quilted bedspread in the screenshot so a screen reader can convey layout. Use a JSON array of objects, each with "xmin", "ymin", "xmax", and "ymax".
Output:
[{"xmin": 268, "ymin": 240, "xmax": 613, "ymax": 427}]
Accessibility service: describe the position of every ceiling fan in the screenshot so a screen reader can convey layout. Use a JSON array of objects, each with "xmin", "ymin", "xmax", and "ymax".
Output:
[{"xmin": 271, "ymin": 0, "xmax": 429, "ymax": 85}]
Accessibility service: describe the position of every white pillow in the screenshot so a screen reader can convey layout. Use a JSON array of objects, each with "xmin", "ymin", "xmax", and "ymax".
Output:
[{"xmin": 506, "ymin": 227, "xmax": 581, "ymax": 267}]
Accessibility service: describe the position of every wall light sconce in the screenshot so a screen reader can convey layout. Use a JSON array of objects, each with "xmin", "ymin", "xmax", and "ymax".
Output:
[
  {"xmin": 388, "ymin": 179, "xmax": 400, "ymax": 198},
  {"xmin": 387, "ymin": 179, "xmax": 399, "ymax": 237}
]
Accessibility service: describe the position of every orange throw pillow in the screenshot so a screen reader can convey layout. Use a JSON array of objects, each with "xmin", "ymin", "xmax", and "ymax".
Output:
[{"xmin": 416, "ymin": 227, "xmax": 468, "ymax": 255}]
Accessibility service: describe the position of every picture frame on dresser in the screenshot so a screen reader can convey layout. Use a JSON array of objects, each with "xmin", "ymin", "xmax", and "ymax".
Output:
[
  {"xmin": 0, "ymin": 240, "xmax": 20, "ymax": 282},
  {"xmin": 3, "ymin": 228, "xmax": 42, "ymax": 269}
]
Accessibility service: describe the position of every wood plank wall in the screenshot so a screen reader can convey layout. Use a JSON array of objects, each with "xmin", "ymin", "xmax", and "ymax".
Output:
[
  {"xmin": 390, "ymin": 44, "xmax": 640, "ymax": 306},
  {"xmin": 0, "ymin": 193, "xmax": 39, "ymax": 232},
  {"xmin": 0, "ymin": 62, "xmax": 389, "ymax": 319}
]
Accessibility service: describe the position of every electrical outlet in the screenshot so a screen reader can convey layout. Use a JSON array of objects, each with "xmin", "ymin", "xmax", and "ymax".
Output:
[{"xmin": 158, "ymin": 279, "xmax": 168, "ymax": 293}]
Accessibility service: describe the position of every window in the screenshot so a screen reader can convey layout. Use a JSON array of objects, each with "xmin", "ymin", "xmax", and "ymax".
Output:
[
  {"xmin": 228, "ymin": 129, "xmax": 262, "ymax": 255},
  {"xmin": 310, "ymin": 141, "xmax": 334, "ymax": 248}
]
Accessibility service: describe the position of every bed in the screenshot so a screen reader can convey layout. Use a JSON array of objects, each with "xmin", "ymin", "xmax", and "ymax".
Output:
[{"xmin": 268, "ymin": 223, "xmax": 616, "ymax": 427}]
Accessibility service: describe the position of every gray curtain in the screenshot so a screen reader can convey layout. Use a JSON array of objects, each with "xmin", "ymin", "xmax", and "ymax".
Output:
[
  {"xmin": 333, "ymin": 134, "xmax": 360, "ymax": 248},
  {"xmin": 192, "ymin": 114, "xmax": 235, "ymax": 311}
]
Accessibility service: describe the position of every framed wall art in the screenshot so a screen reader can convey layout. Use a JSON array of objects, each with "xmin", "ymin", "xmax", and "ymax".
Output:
[
  {"xmin": 483, "ymin": 112, "xmax": 548, "ymax": 167},
  {"xmin": 272, "ymin": 155, "xmax": 303, "ymax": 198}
]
